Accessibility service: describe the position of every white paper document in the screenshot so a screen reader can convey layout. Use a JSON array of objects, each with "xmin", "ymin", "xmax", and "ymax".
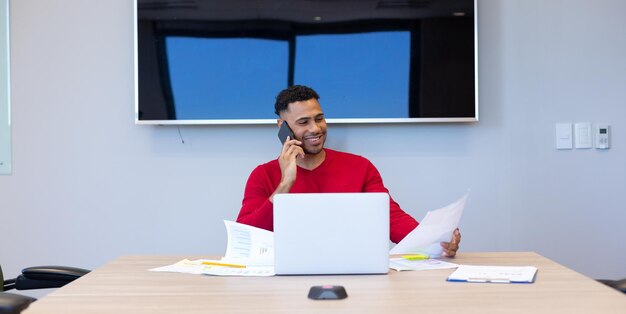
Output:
[
  {"xmin": 201, "ymin": 265, "xmax": 274, "ymax": 277},
  {"xmin": 390, "ymin": 193, "xmax": 468, "ymax": 257},
  {"xmin": 150, "ymin": 259, "xmax": 209, "ymax": 275},
  {"xmin": 149, "ymin": 221, "xmax": 277, "ymax": 277},
  {"xmin": 149, "ymin": 259, "xmax": 275, "ymax": 277},
  {"xmin": 447, "ymin": 265, "xmax": 538, "ymax": 283},
  {"xmin": 389, "ymin": 258, "xmax": 459, "ymax": 271},
  {"xmin": 222, "ymin": 220, "xmax": 274, "ymax": 266}
]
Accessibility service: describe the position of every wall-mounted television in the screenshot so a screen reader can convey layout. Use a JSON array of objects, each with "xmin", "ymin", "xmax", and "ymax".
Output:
[{"xmin": 135, "ymin": 0, "xmax": 478, "ymax": 125}]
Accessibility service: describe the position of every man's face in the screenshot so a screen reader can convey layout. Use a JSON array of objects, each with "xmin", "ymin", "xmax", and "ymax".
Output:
[{"xmin": 279, "ymin": 98, "xmax": 327, "ymax": 155}]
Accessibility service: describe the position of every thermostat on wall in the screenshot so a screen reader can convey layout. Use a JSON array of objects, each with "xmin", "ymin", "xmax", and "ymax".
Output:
[{"xmin": 595, "ymin": 125, "xmax": 610, "ymax": 149}]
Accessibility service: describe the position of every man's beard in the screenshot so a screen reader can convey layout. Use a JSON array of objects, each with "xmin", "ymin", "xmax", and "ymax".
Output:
[{"xmin": 302, "ymin": 145, "xmax": 323, "ymax": 155}]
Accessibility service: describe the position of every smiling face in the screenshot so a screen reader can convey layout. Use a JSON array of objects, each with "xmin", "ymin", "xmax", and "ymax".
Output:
[{"xmin": 279, "ymin": 98, "xmax": 327, "ymax": 155}]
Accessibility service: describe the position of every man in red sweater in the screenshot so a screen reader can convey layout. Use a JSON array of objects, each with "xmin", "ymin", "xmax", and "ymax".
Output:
[{"xmin": 237, "ymin": 85, "xmax": 461, "ymax": 256}]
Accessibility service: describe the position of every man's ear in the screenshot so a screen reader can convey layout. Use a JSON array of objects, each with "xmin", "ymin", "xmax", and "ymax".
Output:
[{"xmin": 277, "ymin": 119, "xmax": 283, "ymax": 128}]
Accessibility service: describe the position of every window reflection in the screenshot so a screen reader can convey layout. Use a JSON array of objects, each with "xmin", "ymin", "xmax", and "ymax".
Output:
[
  {"xmin": 166, "ymin": 37, "xmax": 288, "ymax": 119},
  {"xmin": 164, "ymin": 32, "xmax": 410, "ymax": 120},
  {"xmin": 295, "ymin": 32, "xmax": 410, "ymax": 118}
]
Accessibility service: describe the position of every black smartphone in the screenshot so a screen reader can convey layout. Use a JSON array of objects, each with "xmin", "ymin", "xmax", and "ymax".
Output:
[{"xmin": 278, "ymin": 122, "xmax": 295, "ymax": 145}]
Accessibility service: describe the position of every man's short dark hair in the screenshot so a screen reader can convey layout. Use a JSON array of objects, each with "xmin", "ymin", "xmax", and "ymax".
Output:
[{"xmin": 274, "ymin": 85, "xmax": 320, "ymax": 116}]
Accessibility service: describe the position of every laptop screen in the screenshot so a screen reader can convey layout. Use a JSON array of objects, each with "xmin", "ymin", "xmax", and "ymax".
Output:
[{"xmin": 273, "ymin": 193, "xmax": 390, "ymax": 275}]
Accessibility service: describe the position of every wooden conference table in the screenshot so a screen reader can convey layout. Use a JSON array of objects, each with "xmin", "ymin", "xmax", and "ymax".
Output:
[{"xmin": 23, "ymin": 252, "xmax": 625, "ymax": 313}]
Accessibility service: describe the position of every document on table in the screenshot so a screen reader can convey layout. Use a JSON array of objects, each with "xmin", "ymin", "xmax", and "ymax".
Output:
[
  {"xmin": 149, "ymin": 259, "xmax": 275, "ymax": 277},
  {"xmin": 389, "ymin": 258, "xmax": 459, "ymax": 271},
  {"xmin": 149, "ymin": 221, "xmax": 276, "ymax": 277},
  {"xmin": 222, "ymin": 220, "xmax": 274, "ymax": 266},
  {"xmin": 150, "ymin": 259, "xmax": 207, "ymax": 275},
  {"xmin": 390, "ymin": 193, "xmax": 468, "ymax": 257},
  {"xmin": 447, "ymin": 265, "xmax": 538, "ymax": 283}
]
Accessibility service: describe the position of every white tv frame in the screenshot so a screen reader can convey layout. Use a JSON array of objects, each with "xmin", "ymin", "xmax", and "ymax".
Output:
[{"xmin": 133, "ymin": 0, "xmax": 478, "ymax": 125}]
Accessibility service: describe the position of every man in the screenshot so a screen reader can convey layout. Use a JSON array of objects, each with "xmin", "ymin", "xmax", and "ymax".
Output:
[{"xmin": 237, "ymin": 85, "xmax": 461, "ymax": 256}]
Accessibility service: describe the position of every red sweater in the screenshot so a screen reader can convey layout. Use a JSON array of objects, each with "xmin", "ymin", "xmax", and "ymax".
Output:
[{"xmin": 236, "ymin": 148, "xmax": 418, "ymax": 243}]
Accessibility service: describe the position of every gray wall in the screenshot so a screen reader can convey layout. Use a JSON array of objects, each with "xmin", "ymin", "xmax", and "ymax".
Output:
[{"xmin": 2, "ymin": 0, "xmax": 625, "ymax": 296}]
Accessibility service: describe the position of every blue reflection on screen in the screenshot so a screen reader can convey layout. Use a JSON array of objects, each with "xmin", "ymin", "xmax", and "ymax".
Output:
[
  {"xmin": 165, "ymin": 31, "xmax": 410, "ymax": 120},
  {"xmin": 295, "ymin": 32, "xmax": 410, "ymax": 118},
  {"xmin": 166, "ymin": 37, "xmax": 288, "ymax": 119}
]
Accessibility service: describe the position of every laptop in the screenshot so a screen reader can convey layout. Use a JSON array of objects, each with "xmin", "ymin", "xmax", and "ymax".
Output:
[{"xmin": 273, "ymin": 192, "xmax": 390, "ymax": 275}]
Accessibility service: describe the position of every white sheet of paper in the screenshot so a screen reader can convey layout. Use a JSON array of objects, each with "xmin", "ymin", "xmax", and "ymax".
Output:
[
  {"xmin": 149, "ymin": 259, "xmax": 219, "ymax": 275},
  {"xmin": 447, "ymin": 265, "xmax": 538, "ymax": 283},
  {"xmin": 202, "ymin": 265, "xmax": 275, "ymax": 277},
  {"xmin": 222, "ymin": 220, "xmax": 274, "ymax": 266},
  {"xmin": 149, "ymin": 222, "xmax": 277, "ymax": 277},
  {"xmin": 389, "ymin": 258, "xmax": 459, "ymax": 271},
  {"xmin": 149, "ymin": 259, "xmax": 275, "ymax": 277},
  {"xmin": 390, "ymin": 193, "xmax": 468, "ymax": 257}
]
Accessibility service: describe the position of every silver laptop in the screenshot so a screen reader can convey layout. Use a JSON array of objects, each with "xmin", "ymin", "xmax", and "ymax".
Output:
[{"xmin": 273, "ymin": 192, "xmax": 390, "ymax": 275}]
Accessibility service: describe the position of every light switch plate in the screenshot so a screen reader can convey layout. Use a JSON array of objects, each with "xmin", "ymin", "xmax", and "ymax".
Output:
[
  {"xmin": 575, "ymin": 122, "xmax": 592, "ymax": 149},
  {"xmin": 556, "ymin": 123, "xmax": 573, "ymax": 149}
]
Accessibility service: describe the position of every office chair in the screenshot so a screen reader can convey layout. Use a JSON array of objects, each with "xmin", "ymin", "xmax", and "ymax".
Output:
[
  {"xmin": 598, "ymin": 278, "xmax": 626, "ymax": 294},
  {"xmin": 1, "ymin": 264, "xmax": 89, "ymax": 314}
]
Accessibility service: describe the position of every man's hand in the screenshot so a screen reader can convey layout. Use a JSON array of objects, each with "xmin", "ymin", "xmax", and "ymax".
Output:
[
  {"xmin": 270, "ymin": 137, "xmax": 304, "ymax": 201},
  {"xmin": 440, "ymin": 228, "xmax": 461, "ymax": 257},
  {"xmin": 278, "ymin": 136, "xmax": 304, "ymax": 183}
]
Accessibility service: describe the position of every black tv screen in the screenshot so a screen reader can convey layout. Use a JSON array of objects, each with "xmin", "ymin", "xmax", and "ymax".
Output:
[{"xmin": 135, "ymin": 0, "xmax": 478, "ymax": 124}]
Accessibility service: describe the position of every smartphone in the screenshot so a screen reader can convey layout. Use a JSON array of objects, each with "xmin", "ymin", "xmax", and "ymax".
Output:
[{"xmin": 278, "ymin": 122, "xmax": 295, "ymax": 145}]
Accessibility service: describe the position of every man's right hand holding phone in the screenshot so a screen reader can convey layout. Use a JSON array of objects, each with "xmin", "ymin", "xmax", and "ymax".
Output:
[{"xmin": 271, "ymin": 136, "xmax": 304, "ymax": 202}]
